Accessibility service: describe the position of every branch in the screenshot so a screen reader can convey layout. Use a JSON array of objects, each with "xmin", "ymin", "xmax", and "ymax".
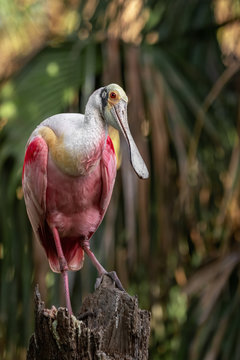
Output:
[{"xmin": 27, "ymin": 275, "xmax": 151, "ymax": 360}]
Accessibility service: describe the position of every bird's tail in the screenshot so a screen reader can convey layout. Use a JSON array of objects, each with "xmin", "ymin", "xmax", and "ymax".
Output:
[
  {"xmin": 48, "ymin": 237, "xmax": 85, "ymax": 273},
  {"xmin": 37, "ymin": 225, "xmax": 84, "ymax": 273}
]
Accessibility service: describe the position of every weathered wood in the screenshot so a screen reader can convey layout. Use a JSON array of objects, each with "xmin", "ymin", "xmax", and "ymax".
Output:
[{"xmin": 27, "ymin": 274, "xmax": 151, "ymax": 360}]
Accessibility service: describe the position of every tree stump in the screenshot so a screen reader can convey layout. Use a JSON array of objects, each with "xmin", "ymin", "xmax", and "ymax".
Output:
[{"xmin": 27, "ymin": 274, "xmax": 151, "ymax": 359}]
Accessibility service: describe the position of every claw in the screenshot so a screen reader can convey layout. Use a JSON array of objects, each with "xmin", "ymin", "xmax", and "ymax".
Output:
[
  {"xmin": 107, "ymin": 271, "xmax": 125, "ymax": 291},
  {"xmin": 95, "ymin": 271, "xmax": 125, "ymax": 291},
  {"xmin": 82, "ymin": 243, "xmax": 125, "ymax": 292}
]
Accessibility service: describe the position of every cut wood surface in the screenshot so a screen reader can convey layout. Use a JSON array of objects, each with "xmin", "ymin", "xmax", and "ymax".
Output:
[{"xmin": 27, "ymin": 274, "xmax": 151, "ymax": 360}]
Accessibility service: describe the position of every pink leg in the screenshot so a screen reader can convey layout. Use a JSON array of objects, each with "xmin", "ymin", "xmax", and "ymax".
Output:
[
  {"xmin": 82, "ymin": 241, "xmax": 124, "ymax": 291},
  {"xmin": 52, "ymin": 227, "xmax": 73, "ymax": 314},
  {"xmin": 83, "ymin": 245, "xmax": 107, "ymax": 276}
]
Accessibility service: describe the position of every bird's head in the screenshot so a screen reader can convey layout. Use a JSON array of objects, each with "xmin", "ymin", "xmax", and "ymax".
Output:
[{"xmin": 100, "ymin": 83, "xmax": 149, "ymax": 179}]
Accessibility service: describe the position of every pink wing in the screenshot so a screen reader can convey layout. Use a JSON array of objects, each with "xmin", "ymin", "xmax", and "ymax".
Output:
[
  {"xmin": 22, "ymin": 134, "xmax": 116, "ymax": 273},
  {"xmin": 22, "ymin": 136, "xmax": 48, "ymax": 242},
  {"xmin": 100, "ymin": 135, "xmax": 117, "ymax": 213},
  {"xmin": 22, "ymin": 135, "xmax": 84, "ymax": 273},
  {"xmin": 22, "ymin": 136, "xmax": 61, "ymax": 268}
]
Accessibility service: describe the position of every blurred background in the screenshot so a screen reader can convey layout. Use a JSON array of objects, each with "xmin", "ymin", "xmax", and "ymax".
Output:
[{"xmin": 1, "ymin": 0, "xmax": 240, "ymax": 359}]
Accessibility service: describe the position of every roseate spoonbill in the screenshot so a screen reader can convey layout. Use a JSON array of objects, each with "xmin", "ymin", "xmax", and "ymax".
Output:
[{"xmin": 22, "ymin": 84, "xmax": 149, "ymax": 314}]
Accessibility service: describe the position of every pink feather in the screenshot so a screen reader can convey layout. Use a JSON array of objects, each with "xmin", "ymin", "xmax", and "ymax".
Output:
[{"xmin": 22, "ymin": 135, "xmax": 116, "ymax": 273}]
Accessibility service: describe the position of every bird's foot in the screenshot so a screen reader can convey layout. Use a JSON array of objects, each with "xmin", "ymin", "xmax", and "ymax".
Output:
[
  {"xmin": 82, "ymin": 242, "xmax": 125, "ymax": 291},
  {"xmin": 95, "ymin": 271, "xmax": 125, "ymax": 291}
]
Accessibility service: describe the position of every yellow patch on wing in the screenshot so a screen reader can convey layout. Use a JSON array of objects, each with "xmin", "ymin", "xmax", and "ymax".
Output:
[
  {"xmin": 39, "ymin": 126, "xmax": 83, "ymax": 176},
  {"xmin": 39, "ymin": 126, "xmax": 57, "ymax": 148},
  {"xmin": 108, "ymin": 125, "xmax": 121, "ymax": 169}
]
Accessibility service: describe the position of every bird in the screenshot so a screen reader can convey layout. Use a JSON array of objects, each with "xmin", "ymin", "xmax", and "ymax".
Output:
[{"xmin": 22, "ymin": 84, "xmax": 149, "ymax": 314}]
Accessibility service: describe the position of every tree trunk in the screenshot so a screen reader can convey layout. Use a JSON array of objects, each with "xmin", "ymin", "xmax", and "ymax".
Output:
[{"xmin": 27, "ymin": 274, "xmax": 151, "ymax": 360}]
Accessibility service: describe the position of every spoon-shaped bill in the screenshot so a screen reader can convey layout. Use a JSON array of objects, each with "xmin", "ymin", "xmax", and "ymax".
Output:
[{"xmin": 111, "ymin": 101, "xmax": 149, "ymax": 179}]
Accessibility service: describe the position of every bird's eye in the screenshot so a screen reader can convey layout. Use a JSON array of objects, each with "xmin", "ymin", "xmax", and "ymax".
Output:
[{"xmin": 110, "ymin": 92, "xmax": 117, "ymax": 99}]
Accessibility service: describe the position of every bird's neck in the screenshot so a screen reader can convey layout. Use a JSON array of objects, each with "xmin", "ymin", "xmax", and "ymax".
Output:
[
  {"xmin": 83, "ymin": 103, "xmax": 108, "ymax": 148},
  {"xmin": 84, "ymin": 101, "xmax": 105, "ymax": 128}
]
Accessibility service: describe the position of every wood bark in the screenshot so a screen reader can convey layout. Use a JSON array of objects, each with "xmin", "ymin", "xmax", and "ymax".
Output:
[{"xmin": 27, "ymin": 274, "xmax": 151, "ymax": 359}]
